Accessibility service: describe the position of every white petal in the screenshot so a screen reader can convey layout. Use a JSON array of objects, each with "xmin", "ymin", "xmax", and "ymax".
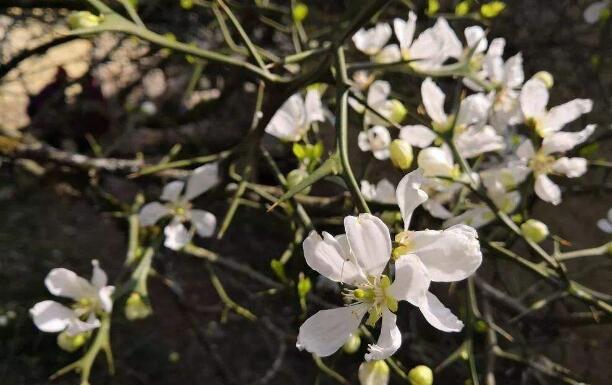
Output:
[
  {"xmin": 374, "ymin": 179, "xmax": 398, "ymax": 204},
  {"xmin": 417, "ymin": 147, "xmax": 455, "ymax": 178},
  {"xmin": 541, "ymin": 124, "xmax": 596, "ymax": 154},
  {"xmin": 396, "ymin": 169, "xmax": 428, "ymax": 230},
  {"xmin": 455, "ymin": 125, "xmax": 505, "ymax": 159},
  {"xmin": 432, "ymin": 18, "xmax": 463, "ymax": 59},
  {"xmin": 423, "ymin": 200, "xmax": 453, "ymax": 219},
  {"xmin": 344, "ymin": 214, "xmax": 392, "ymax": 277},
  {"xmin": 305, "ymin": 89, "xmax": 325, "ymax": 123},
  {"xmin": 296, "ymin": 304, "xmax": 369, "ymax": 357},
  {"xmin": 516, "ymin": 139, "xmax": 536, "ymax": 160},
  {"xmin": 543, "ymin": 99, "xmax": 593, "ymax": 135},
  {"xmin": 65, "ymin": 313, "xmax": 101, "ymax": 336},
  {"xmin": 360, "ymin": 126, "xmax": 391, "ymax": 158},
  {"xmin": 421, "ymin": 78, "xmax": 448, "ymax": 124},
  {"xmin": 365, "ymin": 309, "xmax": 402, "ymax": 361},
  {"xmin": 190, "ymin": 209, "xmax": 217, "ymax": 237},
  {"xmin": 520, "ymin": 78, "xmax": 548, "ymax": 119},
  {"xmin": 389, "ymin": 254, "xmax": 430, "ymax": 305},
  {"xmin": 399, "ymin": 125, "xmax": 436, "ymax": 148},
  {"xmin": 45, "ymin": 268, "xmax": 95, "ymax": 301},
  {"xmin": 302, "ymin": 231, "xmax": 366, "ymax": 285},
  {"xmin": 597, "ymin": 219, "xmax": 612, "ymax": 234},
  {"xmin": 552, "ymin": 157, "xmax": 588, "ymax": 178},
  {"xmin": 352, "ymin": 24, "xmax": 392, "ymax": 56},
  {"xmin": 442, "ymin": 206, "xmax": 495, "ymax": 229},
  {"xmin": 367, "ymin": 81, "xmax": 391, "ymax": 108},
  {"xmin": 164, "ymin": 219, "xmax": 191, "ymax": 250},
  {"xmin": 97, "ymin": 285, "xmax": 114, "ymax": 313},
  {"xmin": 265, "ymin": 94, "xmax": 306, "ymax": 142},
  {"xmin": 30, "ymin": 301, "xmax": 74, "ymax": 333},
  {"xmin": 503, "ymin": 53, "xmax": 524, "ymax": 89},
  {"xmin": 487, "ymin": 37, "xmax": 506, "ymax": 58},
  {"xmin": 375, "ymin": 44, "xmax": 401, "ymax": 64},
  {"xmin": 90, "ymin": 259, "xmax": 107, "ymax": 289},
  {"xmin": 456, "ymin": 93, "xmax": 491, "ymax": 128},
  {"xmin": 139, "ymin": 202, "xmax": 171, "ymax": 226},
  {"xmin": 393, "ymin": 12, "xmax": 417, "ymax": 51},
  {"xmin": 418, "ymin": 291, "xmax": 464, "ymax": 332},
  {"xmin": 160, "ymin": 180, "xmax": 185, "ymax": 202},
  {"xmin": 534, "ymin": 174, "xmax": 561, "ymax": 205},
  {"xmin": 584, "ymin": 1, "xmax": 609, "ymax": 23},
  {"xmin": 410, "ymin": 224, "xmax": 482, "ymax": 282},
  {"xmin": 464, "ymin": 26, "xmax": 487, "ymax": 54},
  {"xmin": 358, "ymin": 131, "xmax": 372, "ymax": 152},
  {"xmin": 184, "ymin": 163, "xmax": 219, "ymax": 201}
]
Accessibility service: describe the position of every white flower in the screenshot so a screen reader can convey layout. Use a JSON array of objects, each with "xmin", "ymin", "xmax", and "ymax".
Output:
[
  {"xmin": 139, "ymin": 163, "xmax": 219, "ymax": 250},
  {"xmin": 597, "ymin": 208, "xmax": 612, "ymax": 233},
  {"xmin": 352, "ymin": 23, "xmax": 393, "ymax": 56},
  {"xmin": 350, "ymin": 80, "xmax": 403, "ymax": 127},
  {"xmin": 358, "ymin": 126, "xmax": 391, "ymax": 160},
  {"xmin": 265, "ymin": 90, "xmax": 325, "ymax": 142},
  {"xmin": 392, "ymin": 12, "xmax": 448, "ymax": 70},
  {"xmin": 513, "ymin": 125, "xmax": 595, "ymax": 205},
  {"xmin": 520, "ymin": 78, "xmax": 593, "ymax": 138},
  {"xmin": 30, "ymin": 260, "xmax": 114, "ymax": 336},
  {"xmin": 361, "ymin": 179, "xmax": 397, "ymax": 204},
  {"xmin": 417, "ymin": 145, "xmax": 458, "ymax": 179},
  {"xmin": 584, "ymin": 1, "xmax": 610, "ymax": 23},
  {"xmin": 297, "ymin": 172, "xmax": 481, "ymax": 360},
  {"xmin": 413, "ymin": 78, "xmax": 504, "ymax": 158}
]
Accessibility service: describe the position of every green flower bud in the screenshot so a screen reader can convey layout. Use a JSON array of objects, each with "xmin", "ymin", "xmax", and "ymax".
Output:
[
  {"xmin": 520, "ymin": 219, "xmax": 549, "ymax": 243},
  {"xmin": 67, "ymin": 11, "xmax": 101, "ymax": 30},
  {"xmin": 297, "ymin": 273, "xmax": 312, "ymax": 298},
  {"xmin": 480, "ymin": 1, "xmax": 506, "ymax": 19},
  {"xmin": 455, "ymin": 1, "xmax": 471, "ymax": 16},
  {"xmin": 343, "ymin": 332, "xmax": 361, "ymax": 354},
  {"xmin": 180, "ymin": 0, "xmax": 194, "ymax": 10},
  {"xmin": 408, "ymin": 365, "xmax": 433, "ymax": 385},
  {"xmin": 533, "ymin": 71, "xmax": 554, "ymax": 89},
  {"xmin": 125, "ymin": 292, "xmax": 152, "ymax": 321},
  {"xmin": 292, "ymin": 3, "xmax": 309, "ymax": 22},
  {"xmin": 474, "ymin": 319, "xmax": 488, "ymax": 333},
  {"xmin": 359, "ymin": 360, "xmax": 390, "ymax": 385},
  {"xmin": 426, "ymin": 0, "xmax": 441, "ymax": 16},
  {"xmin": 389, "ymin": 99, "xmax": 408, "ymax": 124},
  {"xmin": 389, "ymin": 139, "xmax": 414, "ymax": 171},
  {"xmin": 286, "ymin": 169, "xmax": 311, "ymax": 195},
  {"xmin": 57, "ymin": 331, "xmax": 89, "ymax": 352}
]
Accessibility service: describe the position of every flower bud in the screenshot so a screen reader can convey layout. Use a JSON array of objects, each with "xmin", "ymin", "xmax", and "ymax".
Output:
[
  {"xmin": 533, "ymin": 71, "xmax": 554, "ymax": 89},
  {"xmin": 417, "ymin": 147, "xmax": 454, "ymax": 178},
  {"xmin": 343, "ymin": 332, "xmax": 361, "ymax": 354},
  {"xmin": 389, "ymin": 99, "xmax": 408, "ymax": 124},
  {"xmin": 359, "ymin": 360, "xmax": 390, "ymax": 385},
  {"xmin": 408, "ymin": 365, "xmax": 433, "ymax": 385},
  {"xmin": 480, "ymin": 1, "xmax": 506, "ymax": 19},
  {"xmin": 57, "ymin": 331, "xmax": 89, "ymax": 352},
  {"xmin": 455, "ymin": 1, "xmax": 470, "ymax": 16},
  {"xmin": 292, "ymin": 3, "xmax": 309, "ymax": 22},
  {"xmin": 124, "ymin": 292, "xmax": 152, "ymax": 320},
  {"xmin": 520, "ymin": 219, "xmax": 549, "ymax": 243},
  {"xmin": 287, "ymin": 169, "xmax": 311, "ymax": 194},
  {"xmin": 67, "ymin": 11, "xmax": 101, "ymax": 29},
  {"xmin": 389, "ymin": 140, "xmax": 414, "ymax": 170},
  {"xmin": 180, "ymin": 0, "xmax": 194, "ymax": 10}
]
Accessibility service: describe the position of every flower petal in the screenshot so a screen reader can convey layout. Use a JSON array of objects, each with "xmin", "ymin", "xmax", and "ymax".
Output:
[
  {"xmin": 520, "ymin": 78, "xmax": 548, "ymax": 119},
  {"xmin": 305, "ymin": 89, "xmax": 325, "ymax": 123},
  {"xmin": 552, "ymin": 157, "xmax": 587, "ymax": 178},
  {"xmin": 503, "ymin": 53, "xmax": 524, "ymax": 89},
  {"xmin": 90, "ymin": 259, "xmax": 107, "ymax": 289},
  {"xmin": 184, "ymin": 163, "xmax": 220, "ymax": 201},
  {"xmin": 396, "ymin": 169, "xmax": 428, "ymax": 230},
  {"xmin": 367, "ymin": 80, "xmax": 391, "ymax": 108},
  {"xmin": 543, "ymin": 99, "xmax": 593, "ymax": 135},
  {"xmin": 352, "ymin": 24, "xmax": 392, "ymax": 56},
  {"xmin": 265, "ymin": 94, "xmax": 306, "ymax": 142},
  {"xmin": 541, "ymin": 124, "xmax": 596, "ymax": 154},
  {"xmin": 421, "ymin": 78, "xmax": 448, "ymax": 124},
  {"xmin": 30, "ymin": 300, "xmax": 74, "ymax": 333},
  {"xmin": 389, "ymin": 254, "xmax": 430, "ymax": 305},
  {"xmin": 164, "ymin": 219, "xmax": 191, "ymax": 250},
  {"xmin": 190, "ymin": 209, "xmax": 217, "ymax": 237},
  {"xmin": 399, "ymin": 125, "xmax": 437, "ymax": 148},
  {"xmin": 344, "ymin": 214, "xmax": 392, "ymax": 277},
  {"xmin": 364, "ymin": 309, "xmax": 402, "ymax": 361},
  {"xmin": 410, "ymin": 224, "xmax": 482, "ymax": 282},
  {"xmin": 534, "ymin": 174, "xmax": 561, "ymax": 205},
  {"xmin": 432, "ymin": 18, "xmax": 462, "ymax": 59},
  {"xmin": 375, "ymin": 44, "xmax": 402, "ymax": 64},
  {"xmin": 418, "ymin": 291, "xmax": 464, "ymax": 332},
  {"xmin": 65, "ymin": 313, "xmax": 101, "ymax": 336},
  {"xmin": 160, "ymin": 180, "xmax": 185, "ymax": 202},
  {"xmin": 302, "ymin": 231, "xmax": 367, "ymax": 285},
  {"xmin": 98, "ymin": 285, "xmax": 115, "ymax": 313},
  {"xmin": 417, "ymin": 147, "xmax": 455, "ymax": 178},
  {"xmin": 516, "ymin": 139, "xmax": 536, "ymax": 160},
  {"xmin": 393, "ymin": 12, "xmax": 417, "ymax": 52},
  {"xmin": 455, "ymin": 125, "xmax": 505, "ymax": 159},
  {"xmin": 139, "ymin": 202, "xmax": 171, "ymax": 226},
  {"xmin": 296, "ymin": 304, "xmax": 369, "ymax": 357},
  {"xmin": 45, "ymin": 268, "xmax": 95, "ymax": 301},
  {"xmin": 584, "ymin": 0, "xmax": 609, "ymax": 23},
  {"xmin": 464, "ymin": 26, "xmax": 487, "ymax": 54}
]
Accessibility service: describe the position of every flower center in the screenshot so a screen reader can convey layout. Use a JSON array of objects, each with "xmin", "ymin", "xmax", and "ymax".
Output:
[
  {"xmin": 343, "ymin": 275, "xmax": 398, "ymax": 326},
  {"xmin": 529, "ymin": 151, "xmax": 556, "ymax": 176},
  {"xmin": 369, "ymin": 132, "xmax": 387, "ymax": 151},
  {"xmin": 171, "ymin": 201, "xmax": 192, "ymax": 220}
]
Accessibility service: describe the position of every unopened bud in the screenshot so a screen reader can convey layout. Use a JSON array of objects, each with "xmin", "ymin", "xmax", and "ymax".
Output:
[
  {"xmin": 67, "ymin": 11, "xmax": 101, "ymax": 29},
  {"xmin": 286, "ymin": 169, "xmax": 311, "ymax": 195},
  {"xmin": 533, "ymin": 71, "xmax": 554, "ymax": 89},
  {"xmin": 124, "ymin": 292, "xmax": 152, "ymax": 320},
  {"xmin": 408, "ymin": 365, "xmax": 433, "ymax": 385},
  {"xmin": 343, "ymin": 332, "xmax": 361, "ymax": 354},
  {"xmin": 57, "ymin": 331, "xmax": 89, "ymax": 352},
  {"xmin": 180, "ymin": 0, "xmax": 194, "ymax": 10},
  {"xmin": 359, "ymin": 360, "xmax": 390, "ymax": 385},
  {"xmin": 292, "ymin": 3, "xmax": 309, "ymax": 22},
  {"xmin": 389, "ymin": 140, "xmax": 414, "ymax": 170},
  {"xmin": 455, "ymin": 1, "xmax": 470, "ymax": 16},
  {"xmin": 520, "ymin": 219, "xmax": 549, "ymax": 243},
  {"xmin": 480, "ymin": 1, "xmax": 506, "ymax": 19},
  {"xmin": 389, "ymin": 100, "xmax": 408, "ymax": 124}
]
